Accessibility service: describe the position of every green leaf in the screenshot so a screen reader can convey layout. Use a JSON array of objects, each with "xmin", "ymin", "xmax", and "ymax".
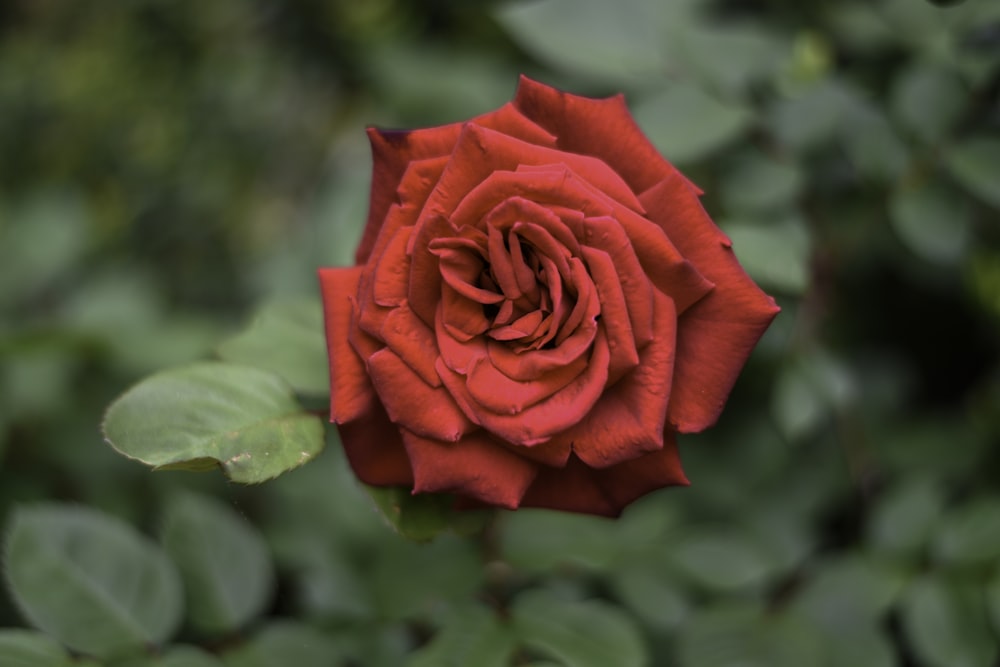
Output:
[
  {"xmin": 987, "ymin": 571, "xmax": 1000, "ymax": 636},
  {"xmin": 772, "ymin": 349, "xmax": 855, "ymax": 441},
  {"xmin": 670, "ymin": 23, "xmax": 788, "ymax": 96},
  {"xmin": 216, "ymin": 298, "xmax": 329, "ymax": 396},
  {"xmin": 633, "ymin": 82, "xmax": 754, "ymax": 164},
  {"xmin": 3, "ymin": 505, "xmax": 182, "ymax": 659},
  {"xmin": 866, "ymin": 476, "xmax": 945, "ymax": 558},
  {"xmin": 366, "ymin": 486, "xmax": 489, "ymax": 542},
  {"xmin": 369, "ymin": 535, "xmax": 483, "ymax": 621},
  {"xmin": 500, "ymin": 510, "xmax": 622, "ymax": 573},
  {"xmin": 946, "ymin": 137, "xmax": 1000, "ymax": 209},
  {"xmin": 767, "ymin": 81, "xmax": 846, "ymax": 152},
  {"xmin": 495, "ymin": 0, "xmax": 669, "ymax": 83},
  {"xmin": 113, "ymin": 646, "xmax": 226, "ymax": 667},
  {"xmin": 677, "ymin": 605, "xmax": 826, "ymax": 667},
  {"xmin": 221, "ymin": 621, "xmax": 346, "ymax": 667},
  {"xmin": 901, "ymin": 574, "xmax": 998, "ymax": 667},
  {"xmin": 790, "ymin": 555, "xmax": 904, "ymax": 631},
  {"xmin": 511, "ymin": 589, "xmax": 648, "ymax": 667},
  {"xmin": 0, "ymin": 189, "xmax": 88, "ymax": 306},
  {"xmin": 406, "ymin": 604, "xmax": 515, "ymax": 667},
  {"xmin": 160, "ymin": 492, "xmax": 275, "ymax": 634},
  {"xmin": 890, "ymin": 62, "xmax": 966, "ymax": 143},
  {"xmin": 932, "ymin": 495, "xmax": 1000, "ymax": 566},
  {"xmin": 889, "ymin": 179, "xmax": 973, "ymax": 265},
  {"xmin": 0, "ymin": 629, "xmax": 72, "ymax": 667},
  {"xmin": 839, "ymin": 96, "xmax": 908, "ymax": 181},
  {"xmin": 103, "ymin": 362, "xmax": 325, "ymax": 484},
  {"xmin": 722, "ymin": 216, "xmax": 810, "ymax": 294},
  {"xmin": 721, "ymin": 151, "xmax": 804, "ymax": 213},
  {"xmin": 609, "ymin": 563, "xmax": 689, "ymax": 630},
  {"xmin": 669, "ymin": 530, "xmax": 777, "ymax": 593}
]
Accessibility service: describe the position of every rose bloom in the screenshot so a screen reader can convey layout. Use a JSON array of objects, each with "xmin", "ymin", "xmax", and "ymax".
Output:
[{"xmin": 319, "ymin": 76, "xmax": 779, "ymax": 517}]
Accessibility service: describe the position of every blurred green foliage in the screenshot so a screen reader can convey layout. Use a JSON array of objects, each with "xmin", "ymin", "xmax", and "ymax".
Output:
[{"xmin": 2, "ymin": 0, "xmax": 1000, "ymax": 665}]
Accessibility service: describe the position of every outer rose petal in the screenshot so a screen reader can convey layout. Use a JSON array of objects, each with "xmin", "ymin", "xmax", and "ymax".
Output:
[
  {"xmin": 640, "ymin": 173, "xmax": 780, "ymax": 432},
  {"xmin": 520, "ymin": 437, "xmax": 688, "ymax": 517},
  {"xmin": 513, "ymin": 75, "xmax": 699, "ymax": 196},
  {"xmin": 402, "ymin": 430, "xmax": 539, "ymax": 510},
  {"xmin": 337, "ymin": 402, "xmax": 413, "ymax": 486},
  {"xmin": 319, "ymin": 266, "xmax": 377, "ymax": 422}
]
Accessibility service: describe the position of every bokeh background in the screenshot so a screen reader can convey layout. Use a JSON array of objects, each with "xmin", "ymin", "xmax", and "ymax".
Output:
[{"xmin": 2, "ymin": 0, "xmax": 1000, "ymax": 665}]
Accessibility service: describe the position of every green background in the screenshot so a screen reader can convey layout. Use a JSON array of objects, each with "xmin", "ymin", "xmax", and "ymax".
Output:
[{"xmin": 2, "ymin": 0, "xmax": 1000, "ymax": 665}]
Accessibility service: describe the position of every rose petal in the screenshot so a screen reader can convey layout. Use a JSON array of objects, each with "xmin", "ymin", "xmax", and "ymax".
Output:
[
  {"xmin": 435, "ymin": 305, "xmax": 489, "ymax": 375},
  {"xmin": 433, "ymin": 245, "xmax": 505, "ymax": 305},
  {"xmin": 319, "ymin": 266, "xmax": 377, "ymax": 423},
  {"xmin": 423, "ymin": 123, "xmax": 644, "ymax": 223},
  {"xmin": 402, "ymin": 430, "xmax": 539, "ymax": 510},
  {"xmin": 513, "ymin": 165, "xmax": 713, "ymax": 316},
  {"xmin": 513, "ymin": 75, "xmax": 700, "ymax": 197},
  {"xmin": 440, "ymin": 283, "xmax": 492, "ymax": 341},
  {"xmin": 519, "ymin": 439, "xmax": 688, "ymax": 517},
  {"xmin": 486, "ymin": 283, "xmax": 598, "ymax": 381},
  {"xmin": 337, "ymin": 402, "xmax": 413, "ymax": 486},
  {"xmin": 546, "ymin": 290, "xmax": 676, "ymax": 468},
  {"xmin": 408, "ymin": 214, "xmax": 458, "ymax": 326},
  {"xmin": 580, "ymin": 246, "xmax": 641, "ymax": 384},
  {"xmin": 481, "ymin": 196, "xmax": 582, "ymax": 260},
  {"xmin": 379, "ymin": 303, "xmax": 441, "ymax": 387},
  {"xmin": 438, "ymin": 327, "xmax": 610, "ymax": 446},
  {"xmin": 358, "ymin": 103, "xmax": 557, "ymax": 264},
  {"xmin": 465, "ymin": 350, "xmax": 589, "ymax": 414},
  {"xmin": 367, "ymin": 347, "xmax": 476, "ymax": 442},
  {"xmin": 639, "ymin": 173, "xmax": 780, "ymax": 433},
  {"xmin": 372, "ymin": 226, "xmax": 413, "ymax": 307}
]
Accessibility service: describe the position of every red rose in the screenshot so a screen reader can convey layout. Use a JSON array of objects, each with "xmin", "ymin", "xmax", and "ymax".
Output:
[{"xmin": 319, "ymin": 76, "xmax": 779, "ymax": 517}]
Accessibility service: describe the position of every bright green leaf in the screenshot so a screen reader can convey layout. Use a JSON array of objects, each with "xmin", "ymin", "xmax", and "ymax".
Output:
[
  {"xmin": 634, "ymin": 82, "xmax": 754, "ymax": 164},
  {"xmin": 221, "ymin": 621, "xmax": 346, "ymax": 667},
  {"xmin": 406, "ymin": 604, "xmax": 515, "ymax": 667},
  {"xmin": 889, "ymin": 180, "xmax": 973, "ymax": 265},
  {"xmin": 216, "ymin": 298, "xmax": 329, "ymax": 396},
  {"xmin": 160, "ymin": 492, "xmax": 275, "ymax": 634},
  {"xmin": 495, "ymin": 0, "xmax": 669, "ymax": 83},
  {"xmin": 901, "ymin": 574, "xmax": 998, "ymax": 667},
  {"xmin": 722, "ymin": 216, "xmax": 811, "ymax": 293},
  {"xmin": 932, "ymin": 495, "xmax": 1000, "ymax": 566},
  {"xmin": 512, "ymin": 589, "xmax": 648, "ymax": 667},
  {"xmin": 103, "ymin": 362, "xmax": 325, "ymax": 484},
  {"xmin": 3, "ymin": 505, "xmax": 182, "ymax": 659},
  {"xmin": 0, "ymin": 629, "xmax": 72, "ymax": 667},
  {"xmin": 946, "ymin": 137, "xmax": 1000, "ymax": 209}
]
